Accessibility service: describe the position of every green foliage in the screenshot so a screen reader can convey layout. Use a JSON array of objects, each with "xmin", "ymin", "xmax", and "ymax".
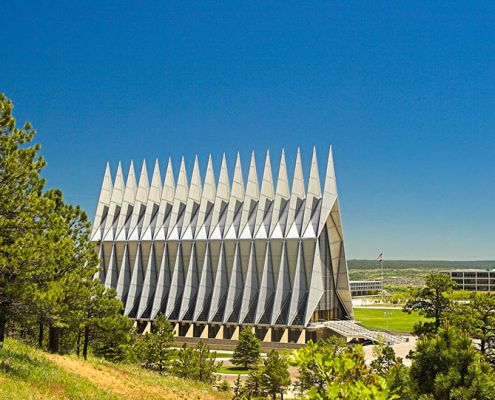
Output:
[
  {"xmin": 403, "ymin": 273, "xmax": 455, "ymax": 336},
  {"xmin": 293, "ymin": 340, "xmax": 397, "ymax": 400},
  {"xmin": 232, "ymin": 327, "xmax": 261, "ymax": 369},
  {"xmin": 262, "ymin": 350, "xmax": 291, "ymax": 399},
  {"xmin": 370, "ymin": 341, "xmax": 414, "ymax": 400},
  {"xmin": 451, "ymin": 292, "xmax": 495, "ymax": 363},
  {"xmin": 293, "ymin": 336, "xmax": 346, "ymax": 395},
  {"xmin": 136, "ymin": 314, "xmax": 174, "ymax": 372},
  {"xmin": 0, "ymin": 92, "xmax": 49, "ymax": 345},
  {"xmin": 172, "ymin": 342, "xmax": 221, "ymax": 384},
  {"xmin": 383, "ymin": 362, "xmax": 414, "ymax": 400},
  {"xmin": 216, "ymin": 379, "xmax": 231, "ymax": 393},
  {"xmin": 0, "ymin": 93, "xmax": 137, "ymax": 361},
  {"xmin": 248, "ymin": 350, "xmax": 291, "ymax": 400},
  {"xmin": 232, "ymin": 374, "xmax": 248, "ymax": 399},
  {"xmin": 89, "ymin": 312, "xmax": 135, "ymax": 363},
  {"xmin": 370, "ymin": 341, "xmax": 401, "ymax": 376},
  {"xmin": 410, "ymin": 325, "xmax": 495, "ymax": 400}
]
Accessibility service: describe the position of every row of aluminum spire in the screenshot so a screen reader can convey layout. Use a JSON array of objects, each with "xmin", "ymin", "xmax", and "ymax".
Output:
[
  {"xmin": 92, "ymin": 147, "xmax": 339, "ymax": 243},
  {"xmin": 91, "ymin": 147, "xmax": 353, "ymax": 328}
]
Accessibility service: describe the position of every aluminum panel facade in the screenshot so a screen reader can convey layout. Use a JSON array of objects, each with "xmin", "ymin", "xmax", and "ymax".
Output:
[{"xmin": 91, "ymin": 147, "xmax": 353, "ymax": 328}]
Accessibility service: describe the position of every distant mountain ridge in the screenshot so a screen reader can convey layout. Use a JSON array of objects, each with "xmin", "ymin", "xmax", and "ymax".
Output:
[{"xmin": 348, "ymin": 259, "xmax": 495, "ymax": 270}]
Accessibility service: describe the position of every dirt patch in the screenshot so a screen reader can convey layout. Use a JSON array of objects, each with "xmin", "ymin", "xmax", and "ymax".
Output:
[{"xmin": 45, "ymin": 353, "xmax": 225, "ymax": 400}]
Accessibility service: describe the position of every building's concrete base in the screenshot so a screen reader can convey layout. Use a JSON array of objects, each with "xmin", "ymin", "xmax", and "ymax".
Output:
[{"xmin": 132, "ymin": 320, "xmax": 337, "ymax": 349}]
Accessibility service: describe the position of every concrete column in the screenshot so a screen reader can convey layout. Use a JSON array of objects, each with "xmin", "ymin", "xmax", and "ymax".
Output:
[
  {"xmin": 297, "ymin": 329, "xmax": 306, "ymax": 344},
  {"xmin": 133, "ymin": 321, "xmax": 138, "ymax": 329},
  {"xmin": 173, "ymin": 323, "xmax": 179, "ymax": 336},
  {"xmin": 263, "ymin": 328, "xmax": 272, "ymax": 342},
  {"xmin": 143, "ymin": 322, "xmax": 152, "ymax": 334},
  {"xmin": 200, "ymin": 325, "xmax": 209, "ymax": 339},
  {"xmin": 280, "ymin": 328, "xmax": 289, "ymax": 343},
  {"xmin": 215, "ymin": 325, "xmax": 224, "ymax": 340},
  {"xmin": 231, "ymin": 326, "xmax": 240, "ymax": 340},
  {"xmin": 185, "ymin": 324, "xmax": 194, "ymax": 338}
]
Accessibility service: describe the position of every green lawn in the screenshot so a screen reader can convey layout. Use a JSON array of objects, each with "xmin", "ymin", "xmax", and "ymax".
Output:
[
  {"xmin": 211, "ymin": 352, "xmax": 233, "ymax": 358},
  {"xmin": 353, "ymin": 308, "xmax": 430, "ymax": 333},
  {"xmin": 217, "ymin": 365, "xmax": 249, "ymax": 375}
]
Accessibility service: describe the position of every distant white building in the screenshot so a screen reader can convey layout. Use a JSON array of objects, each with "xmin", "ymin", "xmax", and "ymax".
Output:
[
  {"xmin": 91, "ymin": 147, "xmax": 353, "ymax": 344},
  {"xmin": 349, "ymin": 280, "xmax": 383, "ymax": 297},
  {"xmin": 441, "ymin": 269, "xmax": 495, "ymax": 292}
]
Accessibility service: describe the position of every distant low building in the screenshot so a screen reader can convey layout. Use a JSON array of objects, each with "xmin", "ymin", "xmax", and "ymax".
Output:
[
  {"xmin": 349, "ymin": 280, "xmax": 383, "ymax": 297},
  {"xmin": 440, "ymin": 270, "xmax": 495, "ymax": 292}
]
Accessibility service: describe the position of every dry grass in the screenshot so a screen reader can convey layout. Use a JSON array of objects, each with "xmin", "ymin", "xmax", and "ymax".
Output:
[
  {"xmin": 46, "ymin": 352, "xmax": 229, "ymax": 400},
  {"xmin": 1, "ymin": 339, "xmax": 229, "ymax": 400}
]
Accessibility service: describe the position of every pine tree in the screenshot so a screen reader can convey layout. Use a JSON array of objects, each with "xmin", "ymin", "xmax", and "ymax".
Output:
[
  {"xmin": 452, "ymin": 292, "xmax": 495, "ymax": 363},
  {"xmin": 0, "ymin": 93, "xmax": 48, "ymax": 347},
  {"xmin": 172, "ymin": 342, "xmax": 221, "ymax": 384},
  {"xmin": 403, "ymin": 273, "xmax": 455, "ymax": 336},
  {"xmin": 370, "ymin": 340, "xmax": 401, "ymax": 375},
  {"xmin": 232, "ymin": 327, "xmax": 260, "ymax": 369},
  {"xmin": 33, "ymin": 189, "xmax": 99, "ymax": 353},
  {"xmin": 137, "ymin": 313, "xmax": 174, "ymax": 372},
  {"xmin": 410, "ymin": 325, "xmax": 495, "ymax": 399},
  {"xmin": 0, "ymin": 94, "xmax": 134, "ymax": 359},
  {"xmin": 258, "ymin": 350, "xmax": 291, "ymax": 400}
]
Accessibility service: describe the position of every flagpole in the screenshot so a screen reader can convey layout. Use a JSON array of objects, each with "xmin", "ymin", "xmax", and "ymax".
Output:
[{"xmin": 377, "ymin": 252, "xmax": 384, "ymax": 295}]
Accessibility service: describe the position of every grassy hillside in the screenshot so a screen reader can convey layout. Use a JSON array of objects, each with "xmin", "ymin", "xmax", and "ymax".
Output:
[{"xmin": 0, "ymin": 339, "xmax": 229, "ymax": 400}]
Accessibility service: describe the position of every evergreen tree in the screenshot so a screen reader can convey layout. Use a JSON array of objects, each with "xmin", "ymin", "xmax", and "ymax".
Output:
[
  {"xmin": 410, "ymin": 325, "xmax": 495, "ymax": 400},
  {"xmin": 370, "ymin": 341, "xmax": 402, "ymax": 376},
  {"xmin": 371, "ymin": 341, "xmax": 413, "ymax": 400},
  {"xmin": 245, "ymin": 359, "xmax": 264, "ymax": 398},
  {"xmin": 81, "ymin": 283, "xmax": 135, "ymax": 362},
  {"xmin": 232, "ymin": 327, "xmax": 261, "ymax": 369},
  {"xmin": 258, "ymin": 350, "xmax": 291, "ymax": 400},
  {"xmin": 232, "ymin": 375, "xmax": 245, "ymax": 399},
  {"xmin": 452, "ymin": 292, "xmax": 495, "ymax": 363},
  {"xmin": 172, "ymin": 344, "xmax": 197, "ymax": 379},
  {"xmin": 172, "ymin": 342, "xmax": 221, "ymax": 384},
  {"xmin": 34, "ymin": 189, "xmax": 98, "ymax": 353},
  {"xmin": 136, "ymin": 313, "xmax": 175, "ymax": 372},
  {"xmin": 403, "ymin": 273, "xmax": 455, "ymax": 336},
  {"xmin": 0, "ymin": 93, "xmax": 48, "ymax": 347}
]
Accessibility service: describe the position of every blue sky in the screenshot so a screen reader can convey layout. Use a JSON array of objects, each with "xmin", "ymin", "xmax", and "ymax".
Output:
[{"xmin": 2, "ymin": 1, "xmax": 494, "ymax": 260}]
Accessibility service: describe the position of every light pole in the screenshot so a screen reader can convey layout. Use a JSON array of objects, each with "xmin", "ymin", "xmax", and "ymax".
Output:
[{"xmin": 384, "ymin": 311, "xmax": 392, "ymax": 331}]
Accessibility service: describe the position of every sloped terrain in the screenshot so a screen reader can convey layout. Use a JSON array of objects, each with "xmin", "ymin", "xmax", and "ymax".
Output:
[{"xmin": 0, "ymin": 339, "xmax": 229, "ymax": 400}]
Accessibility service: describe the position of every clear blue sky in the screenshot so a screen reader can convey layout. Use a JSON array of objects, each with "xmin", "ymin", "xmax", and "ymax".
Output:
[{"xmin": 2, "ymin": 1, "xmax": 494, "ymax": 260}]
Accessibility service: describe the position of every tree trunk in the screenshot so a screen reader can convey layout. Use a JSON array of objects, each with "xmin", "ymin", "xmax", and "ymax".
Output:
[
  {"xmin": 76, "ymin": 329, "xmax": 81, "ymax": 357},
  {"xmin": 0, "ymin": 313, "xmax": 6, "ymax": 349},
  {"xmin": 83, "ymin": 326, "xmax": 89, "ymax": 360},
  {"xmin": 38, "ymin": 321, "xmax": 44, "ymax": 348},
  {"xmin": 48, "ymin": 326, "xmax": 60, "ymax": 353}
]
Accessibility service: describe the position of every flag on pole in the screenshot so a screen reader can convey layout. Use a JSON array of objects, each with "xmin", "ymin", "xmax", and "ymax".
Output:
[{"xmin": 376, "ymin": 252, "xmax": 383, "ymax": 262}]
